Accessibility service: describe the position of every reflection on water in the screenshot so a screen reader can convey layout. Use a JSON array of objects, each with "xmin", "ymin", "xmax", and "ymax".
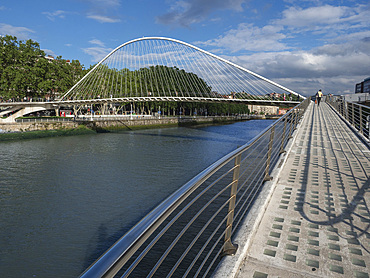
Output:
[{"xmin": 0, "ymin": 120, "xmax": 273, "ymax": 277}]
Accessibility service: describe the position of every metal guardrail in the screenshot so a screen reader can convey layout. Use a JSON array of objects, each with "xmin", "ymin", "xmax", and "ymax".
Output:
[
  {"xmin": 15, "ymin": 117, "xmax": 73, "ymax": 123},
  {"xmin": 74, "ymin": 114, "xmax": 263, "ymax": 122},
  {"xmin": 80, "ymin": 98, "xmax": 311, "ymax": 278},
  {"xmin": 326, "ymin": 95, "xmax": 370, "ymax": 140}
]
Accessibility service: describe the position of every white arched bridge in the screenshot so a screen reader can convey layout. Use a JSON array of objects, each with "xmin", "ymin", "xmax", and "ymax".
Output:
[{"xmin": 0, "ymin": 37, "xmax": 305, "ymax": 122}]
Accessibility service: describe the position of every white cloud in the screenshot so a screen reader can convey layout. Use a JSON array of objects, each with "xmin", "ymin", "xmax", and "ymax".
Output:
[
  {"xmin": 197, "ymin": 23, "xmax": 288, "ymax": 52},
  {"xmin": 275, "ymin": 4, "xmax": 370, "ymax": 36},
  {"xmin": 82, "ymin": 39, "xmax": 113, "ymax": 62},
  {"xmin": 87, "ymin": 14, "xmax": 120, "ymax": 23},
  {"xmin": 0, "ymin": 23, "xmax": 35, "ymax": 40},
  {"xmin": 42, "ymin": 10, "xmax": 67, "ymax": 21},
  {"xmin": 196, "ymin": 3, "xmax": 370, "ymax": 95},
  {"xmin": 83, "ymin": 0, "xmax": 121, "ymax": 23},
  {"xmin": 84, "ymin": 0, "xmax": 120, "ymax": 8},
  {"xmin": 88, "ymin": 39, "xmax": 106, "ymax": 47},
  {"xmin": 83, "ymin": 47, "xmax": 112, "ymax": 62},
  {"xmin": 277, "ymin": 5, "xmax": 350, "ymax": 27},
  {"xmin": 225, "ymin": 38, "xmax": 370, "ymax": 96},
  {"xmin": 42, "ymin": 49, "xmax": 57, "ymax": 57}
]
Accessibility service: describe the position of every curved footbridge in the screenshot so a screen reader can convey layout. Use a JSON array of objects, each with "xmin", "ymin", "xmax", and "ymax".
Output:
[{"xmin": 214, "ymin": 101, "xmax": 370, "ymax": 278}]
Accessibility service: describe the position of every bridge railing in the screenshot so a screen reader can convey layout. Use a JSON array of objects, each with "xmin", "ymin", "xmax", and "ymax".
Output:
[
  {"xmin": 15, "ymin": 117, "xmax": 73, "ymax": 123},
  {"xmin": 326, "ymin": 96, "xmax": 370, "ymax": 140},
  {"xmin": 80, "ymin": 98, "xmax": 311, "ymax": 278}
]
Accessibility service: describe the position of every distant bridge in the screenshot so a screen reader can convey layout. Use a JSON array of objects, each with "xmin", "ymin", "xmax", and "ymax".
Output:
[{"xmin": 0, "ymin": 37, "xmax": 305, "ymax": 122}]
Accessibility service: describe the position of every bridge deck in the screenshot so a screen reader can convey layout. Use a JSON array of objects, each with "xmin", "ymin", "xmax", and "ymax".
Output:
[{"xmin": 235, "ymin": 102, "xmax": 370, "ymax": 277}]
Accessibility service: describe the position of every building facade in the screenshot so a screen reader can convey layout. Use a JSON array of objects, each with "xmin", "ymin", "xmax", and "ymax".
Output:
[{"xmin": 355, "ymin": 77, "xmax": 370, "ymax": 94}]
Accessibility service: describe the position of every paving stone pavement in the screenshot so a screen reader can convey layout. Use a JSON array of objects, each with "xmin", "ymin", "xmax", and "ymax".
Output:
[{"xmin": 237, "ymin": 102, "xmax": 370, "ymax": 278}]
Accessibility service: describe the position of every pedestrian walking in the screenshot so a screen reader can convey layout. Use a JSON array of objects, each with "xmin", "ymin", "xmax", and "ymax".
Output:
[{"xmin": 316, "ymin": 89, "xmax": 323, "ymax": 106}]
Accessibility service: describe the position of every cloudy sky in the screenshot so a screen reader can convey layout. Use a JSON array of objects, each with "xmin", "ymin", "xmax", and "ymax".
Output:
[{"xmin": 1, "ymin": 0, "xmax": 369, "ymax": 96}]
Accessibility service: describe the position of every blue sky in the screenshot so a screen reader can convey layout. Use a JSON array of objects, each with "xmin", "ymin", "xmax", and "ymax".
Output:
[{"xmin": 1, "ymin": 0, "xmax": 369, "ymax": 96}]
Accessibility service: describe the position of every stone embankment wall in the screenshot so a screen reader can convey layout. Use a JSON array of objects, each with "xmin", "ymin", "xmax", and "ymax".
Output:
[
  {"xmin": 0, "ymin": 115, "xmax": 270, "ymax": 133},
  {"xmin": 0, "ymin": 121, "xmax": 79, "ymax": 132}
]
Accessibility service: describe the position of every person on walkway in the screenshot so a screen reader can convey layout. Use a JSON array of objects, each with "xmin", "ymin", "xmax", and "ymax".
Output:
[{"xmin": 316, "ymin": 89, "xmax": 323, "ymax": 106}]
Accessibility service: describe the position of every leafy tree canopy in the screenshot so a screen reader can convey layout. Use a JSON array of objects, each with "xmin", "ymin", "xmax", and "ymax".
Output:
[{"xmin": 0, "ymin": 35, "xmax": 87, "ymax": 101}]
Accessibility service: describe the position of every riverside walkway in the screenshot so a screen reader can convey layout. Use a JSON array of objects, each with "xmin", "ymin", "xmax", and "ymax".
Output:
[{"xmin": 220, "ymin": 101, "xmax": 370, "ymax": 277}]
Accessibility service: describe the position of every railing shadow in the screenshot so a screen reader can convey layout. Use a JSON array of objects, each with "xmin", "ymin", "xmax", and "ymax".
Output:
[{"xmin": 298, "ymin": 103, "xmax": 370, "ymax": 254}]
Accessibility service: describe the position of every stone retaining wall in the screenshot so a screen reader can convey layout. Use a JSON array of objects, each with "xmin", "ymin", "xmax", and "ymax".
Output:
[
  {"xmin": 0, "ymin": 121, "xmax": 79, "ymax": 132},
  {"xmin": 0, "ymin": 115, "xmax": 267, "ymax": 133}
]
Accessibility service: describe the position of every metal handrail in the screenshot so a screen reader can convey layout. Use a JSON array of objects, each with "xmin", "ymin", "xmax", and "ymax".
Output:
[
  {"xmin": 326, "ymin": 95, "xmax": 370, "ymax": 140},
  {"xmin": 80, "ymin": 98, "xmax": 311, "ymax": 278},
  {"xmin": 15, "ymin": 117, "xmax": 73, "ymax": 123}
]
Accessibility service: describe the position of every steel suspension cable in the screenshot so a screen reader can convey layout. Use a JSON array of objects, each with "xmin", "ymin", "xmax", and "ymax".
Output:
[{"xmin": 167, "ymin": 42, "xmax": 189, "ymax": 98}]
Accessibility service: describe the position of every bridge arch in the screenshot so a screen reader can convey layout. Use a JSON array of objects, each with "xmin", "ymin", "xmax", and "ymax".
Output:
[{"xmin": 61, "ymin": 37, "xmax": 305, "ymax": 104}]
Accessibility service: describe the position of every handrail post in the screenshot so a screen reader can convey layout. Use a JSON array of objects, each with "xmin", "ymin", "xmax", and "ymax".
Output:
[
  {"xmin": 221, "ymin": 154, "xmax": 241, "ymax": 256},
  {"xmin": 293, "ymin": 109, "xmax": 299, "ymax": 130},
  {"xmin": 264, "ymin": 126, "xmax": 275, "ymax": 181},
  {"xmin": 352, "ymin": 103, "xmax": 355, "ymax": 126},
  {"xmin": 280, "ymin": 118, "xmax": 287, "ymax": 154},
  {"xmin": 338, "ymin": 98, "xmax": 341, "ymax": 115},
  {"xmin": 359, "ymin": 106, "xmax": 363, "ymax": 134},
  {"xmin": 288, "ymin": 110, "xmax": 295, "ymax": 139}
]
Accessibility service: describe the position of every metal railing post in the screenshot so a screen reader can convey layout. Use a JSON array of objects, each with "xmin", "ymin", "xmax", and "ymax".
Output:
[
  {"xmin": 288, "ymin": 110, "xmax": 295, "ymax": 139},
  {"xmin": 264, "ymin": 126, "xmax": 275, "ymax": 181},
  {"xmin": 359, "ymin": 106, "xmax": 363, "ymax": 135},
  {"xmin": 280, "ymin": 118, "xmax": 287, "ymax": 154},
  {"xmin": 222, "ymin": 153, "xmax": 241, "ymax": 256},
  {"xmin": 293, "ymin": 109, "xmax": 299, "ymax": 130},
  {"xmin": 352, "ymin": 103, "xmax": 355, "ymax": 126},
  {"xmin": 338, "ymin": 99, "xmax": 341, "ymax": 115}
]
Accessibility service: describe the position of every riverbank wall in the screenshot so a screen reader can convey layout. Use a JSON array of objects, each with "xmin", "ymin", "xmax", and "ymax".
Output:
[
  {"xmin": 0, "ymin": 115, "xmax": 275, "ymax": 133},
  {"xmin": 0, "ymin": 120, "xmax": 79, "ymax": 132}
]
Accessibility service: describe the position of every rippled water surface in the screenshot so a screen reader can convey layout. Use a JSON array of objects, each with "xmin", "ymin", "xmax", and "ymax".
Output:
[{"xmin": 0, "ymin": 120, "xmax": 274, "ymax": 277}]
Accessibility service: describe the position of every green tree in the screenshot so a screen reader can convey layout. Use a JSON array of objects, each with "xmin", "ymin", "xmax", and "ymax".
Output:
[{"xmin": 0, "ymin": 35, "xmax": 86, "ymax": 101}]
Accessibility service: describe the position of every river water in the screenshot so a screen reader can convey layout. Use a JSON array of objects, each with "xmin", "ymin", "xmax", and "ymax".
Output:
[{"xmin": 0, "ymin": 119, "xmax": 274, "ymax": 277}]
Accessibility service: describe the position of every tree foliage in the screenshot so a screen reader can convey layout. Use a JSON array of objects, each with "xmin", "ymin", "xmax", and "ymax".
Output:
[
  {"xmin": 71, "ymin": 64, "xmax": 213, "ymax": 100},
  {"xmin": 0, "ymin": 36, "xmax": 255, "ymax": 115},
  {"xmin": 0, "ymin": 35, "xmax": 86, "ymax": 101}
]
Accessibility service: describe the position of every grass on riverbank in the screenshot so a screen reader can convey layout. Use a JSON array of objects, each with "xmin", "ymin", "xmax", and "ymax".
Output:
[{"xmin": 0, "ymin": 125, "xmax": 95, "ymax": 142}]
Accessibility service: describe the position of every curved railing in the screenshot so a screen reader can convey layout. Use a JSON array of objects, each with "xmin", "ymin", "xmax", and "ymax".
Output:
[{"xmin": 80, "ymin": 98, "xmax": 311, "ymax": 278}]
